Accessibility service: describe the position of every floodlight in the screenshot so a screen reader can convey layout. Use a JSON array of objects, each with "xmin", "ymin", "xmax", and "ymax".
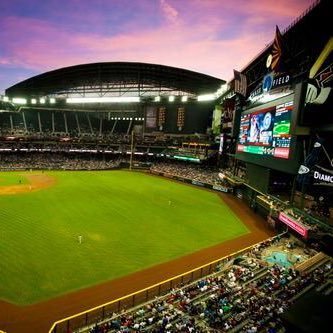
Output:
[
  {"xmin": 40, "ymin": 98, "xmax": 46, "ymax": 104},
  {"xmin": 31, "ymin": 98, "xmax": 37, "ymax": 104},
  {"xmin": 66, "ymin": 96, "xmax": 140, "ymax": 103},
  {"xmin": 181, "ymin": 96, "xmax": 188, "ymax": 102},
  {"xmin": 168, "ymin": 96, "xmax": 175, "ymax": 102},
  {"xmin": 154, "ymin": 96, "xmax": 161, "ymax": 102},
  {"xmin": 12, "ymin": 97, "xmax": 27, "ymax": 105},
  {"xmin": 3, "ymin": 96, "xmax": 9, "ymax": 102},
  {"xmin": 50, "ymin": 98, "xmax": 56, "ymax": 104},
  {"xmin": 197, "ymin": 94, "xmax": 215, "ymax": 101},
  {"xmin": 215, "ymin": 84, "xmax": 228, "ymax": 98}
]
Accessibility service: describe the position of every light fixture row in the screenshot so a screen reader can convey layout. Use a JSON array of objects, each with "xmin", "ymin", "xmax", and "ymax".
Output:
[
  {"xmin": 3, "ymin": 92, "xmax": 218, "ymax": 105},
  {"xmin": 1, "ymin": 96, "xmax": 56, "ymax": 105},
  {"xmin": 110, "ymin": 117, "xmax": 145, "ymax": 121}
]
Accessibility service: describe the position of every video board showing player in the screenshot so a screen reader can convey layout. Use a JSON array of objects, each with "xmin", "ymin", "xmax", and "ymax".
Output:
[{"xmin": 237, "ymin": 102, "xmax": 292, "ymax": 159}]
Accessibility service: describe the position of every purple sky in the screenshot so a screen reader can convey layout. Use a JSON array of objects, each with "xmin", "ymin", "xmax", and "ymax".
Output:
[{"xmin": 0, "ymin": 0, "xmax": 314, "ymax": 94}]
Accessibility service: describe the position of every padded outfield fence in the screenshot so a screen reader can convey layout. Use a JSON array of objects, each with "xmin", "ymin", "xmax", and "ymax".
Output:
[{"xmin": 48, "ymin": 233, "xmax": 285, "ymax": 333}]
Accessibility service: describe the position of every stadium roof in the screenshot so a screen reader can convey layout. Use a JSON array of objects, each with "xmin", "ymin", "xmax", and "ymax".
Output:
[{"xmin": 5, "ymin": 62, "xmax": 225, "ymax": 99}]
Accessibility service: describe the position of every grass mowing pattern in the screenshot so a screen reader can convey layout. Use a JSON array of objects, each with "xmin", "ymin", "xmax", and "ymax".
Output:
[{"xmin": 0, "ymin": 170, "xmax": 249, "ymax": 305}]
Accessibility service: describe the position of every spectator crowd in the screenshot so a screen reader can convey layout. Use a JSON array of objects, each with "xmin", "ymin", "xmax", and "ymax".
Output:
[{"xmin": 151, "ymin": 162, "xmax": 230, "ymax": 188}]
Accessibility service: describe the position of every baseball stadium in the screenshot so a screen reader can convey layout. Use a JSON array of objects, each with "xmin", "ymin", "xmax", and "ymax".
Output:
[{"xmin": 1, "ymin": 1, "xmax": 333, "ymax": 333}]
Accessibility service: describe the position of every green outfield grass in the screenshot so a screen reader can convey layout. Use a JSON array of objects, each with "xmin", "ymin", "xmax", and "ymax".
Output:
[
  {"xmin": 0, "ymin": 170, "xmax": 249, "ymax": 305},
  {"xmin": 0, "ymin": 173, "xmax": 29, "ymax": 186}
]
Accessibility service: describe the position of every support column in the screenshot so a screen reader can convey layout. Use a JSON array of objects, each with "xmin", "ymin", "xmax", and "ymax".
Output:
[
  {"xmin": 99, "ymin": 118, "xmax": 103, "ymax": 136},
  {"xmin": 127, "ymin": 119, "xmax": 133, "ymax": 135},
  {"xmin": 111, "ymin": 119, "xmax": 117, "ymax": 134},
  {"xmin": 87, "ymin": 114, "xmax": 93, "ymax": 134},
  {"xmin": 52, "ymin": 112, "xmax": 55, "ymax": 133},
  {"xmin": 9, "ymin": 114, "xmax": 13, "ymax": 131},
  {"xmin": 63, "ymin": 112, "xmax": 68, "ymax": 134},
  {"xmin": 75, "ymin": 113, "xmax": 81, "ymax": 135},
  {"xmin": 37, "ymin": 112, "xmax": 42, "ymax": 133},
  {"xmin": 22, "ymin": 112, "xmax": 27, "ymax": 132}
]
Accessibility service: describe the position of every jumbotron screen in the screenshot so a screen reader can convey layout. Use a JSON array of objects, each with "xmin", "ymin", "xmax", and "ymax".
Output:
[{"xmin": 237, "ymin": 101, "xmax": 293, "ymax": 159}]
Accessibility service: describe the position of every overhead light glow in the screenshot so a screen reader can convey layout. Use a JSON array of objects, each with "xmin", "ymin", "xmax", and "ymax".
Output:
[
  {"xmin": 66, "ymin": 96, "xmax": 140, "ymax": 104},
  {"xmin": 197, "ymin": 94, "xmax": 215, "ymax": 101},
  {"xmin": 154, "ymin": 96, "xmax": 161, "ymax": 102},
  {"xmin": 40, "ymin": 98, "xmax": 46, "ymax": 104},
  {"xmin": 3, "ymin": 96, "xmax": 9, "ymax": 102},
  {"xmin": 181, "ymin": 96, "xmax": 188, "ymax": 102},
  {"xmin": 215, "ymin": 84, "xmax": 228, "ymax": 98},
  {"xmin": 12, "ymin": 97, "xmax": 27, "ymax": 105},
  {"xmin": 31, "ymin": 98, "xmax": 37, "ymax": 104},
  {"xmin": 50, "ymin": 98, "xmax": 56, "ymax": 104},
  {"xmin": 168, "ymin": 96, "xmax": 175, "ymax": 102}
]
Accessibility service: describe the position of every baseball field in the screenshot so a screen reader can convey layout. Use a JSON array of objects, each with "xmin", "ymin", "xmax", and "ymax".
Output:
[{"xmin": 0, "ymin": 170, "xmax": 249, "ymax": 306}]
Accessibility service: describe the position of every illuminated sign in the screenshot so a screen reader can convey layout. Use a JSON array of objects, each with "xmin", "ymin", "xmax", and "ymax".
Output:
[
  {"xmin": 237, "ymin": 101, "xmax": 292, "ymax": 159},
  {"xmin": 313, "ymin": 170, "xmax": 333, "ymax": 185},
  {"xmin": 173, "ymin": 155, "xmax": 200, "ymax": 163},
  {"xmin": 249, "ymin": 73, "xmax": 291, "ymax": 102},
  {"xmin": 278, "ymin": 212, "xmax": 309, "ymax": 238}
]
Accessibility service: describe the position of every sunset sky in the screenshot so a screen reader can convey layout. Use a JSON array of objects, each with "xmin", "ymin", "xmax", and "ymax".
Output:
[{"xmin": 0, "ymin": 0, "xmax": 314, "ymax": 94}]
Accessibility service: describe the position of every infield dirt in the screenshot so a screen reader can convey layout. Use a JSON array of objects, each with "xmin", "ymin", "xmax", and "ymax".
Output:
[{"xmin": 0, "ymin": 173, "xmax": 56, "ymax": 195}]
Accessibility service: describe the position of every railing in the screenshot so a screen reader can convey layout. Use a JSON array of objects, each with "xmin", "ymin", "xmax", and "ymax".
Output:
[{"xmin": 48, "ymin": 233, "xmax": 285, "ymax": 333}]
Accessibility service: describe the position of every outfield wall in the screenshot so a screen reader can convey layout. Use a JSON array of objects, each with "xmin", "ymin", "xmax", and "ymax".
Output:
[{"xmin": 48, "ymin": 233, "xmax": 284, "ymax": 333}]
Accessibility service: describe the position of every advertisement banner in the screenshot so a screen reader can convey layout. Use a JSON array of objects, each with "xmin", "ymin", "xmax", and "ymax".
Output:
[
  {"xmin": 212, "ymin": 185, "xmax": 229, "ymax": 193},
  {"xmin": 278, "ymin": 212, "xmax": 309, "ymax": 238},
  {"xmin": 192, "ymin": 180, "xmax": 204, "ymax": 187}
]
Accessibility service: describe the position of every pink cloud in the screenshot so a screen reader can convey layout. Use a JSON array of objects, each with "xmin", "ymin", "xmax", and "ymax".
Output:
[
  {"xmin": 185, "ymin": 0, "xmax": 313, "ymax": 21},
  {"xmin": 0, "ymin": 0, "xmax": 314, "ymax": 85},
  {"xmin": 0, "ymin": 58, "xmax": 11, "ymax": 65},
  {"xmin": 160, "ymin": 0, "xmax": 179, "ymax": 24}
]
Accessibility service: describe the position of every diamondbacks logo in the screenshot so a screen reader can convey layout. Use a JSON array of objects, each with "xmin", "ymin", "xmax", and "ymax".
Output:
[{"xmin": 298, "ymin": 165, "xmax": 310, "ymax": 174}]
